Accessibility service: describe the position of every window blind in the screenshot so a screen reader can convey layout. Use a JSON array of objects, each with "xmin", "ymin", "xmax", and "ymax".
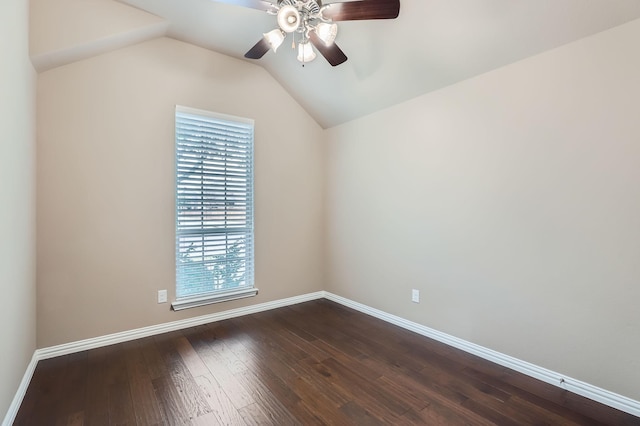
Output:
[{"xmin": 174, "ymin": 106, "xmax": 255, "ymax": 309}]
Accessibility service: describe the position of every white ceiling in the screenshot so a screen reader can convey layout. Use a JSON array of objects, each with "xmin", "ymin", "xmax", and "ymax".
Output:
[{"xmin": 120, "ymin": 0, "xmax": 640, "ymax": 128}]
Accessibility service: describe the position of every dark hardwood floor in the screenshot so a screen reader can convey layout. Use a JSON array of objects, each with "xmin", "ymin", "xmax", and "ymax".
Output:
[{"xmin": 13, "ymin": 299, "xmax": 639, "ymax": 425}]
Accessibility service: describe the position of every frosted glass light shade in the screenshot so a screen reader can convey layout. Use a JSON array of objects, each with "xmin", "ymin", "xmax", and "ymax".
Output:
[
  {"xmin": 263, "ymin": 29, "xmax": 285, "ymax": 52},
  {"xmin": 315, "ymin": 22, "xmax": 338, "ymax": 45},
  {"xmin": 297, "ymin": 41, "xmax": 316, "ymax": 63},
  {"xmin": 277, "ymin": 5, "xmax": 300, "ymax": 33}
]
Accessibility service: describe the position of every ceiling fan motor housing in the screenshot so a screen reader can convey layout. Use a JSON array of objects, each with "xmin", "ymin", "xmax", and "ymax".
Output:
[
  {"xmin": 278, "ymin": 0, "xmax": 321, "ymax": 14},
  {"xmin": 277, "ymin": 0, "xmax": 322, "ymax": 33}
]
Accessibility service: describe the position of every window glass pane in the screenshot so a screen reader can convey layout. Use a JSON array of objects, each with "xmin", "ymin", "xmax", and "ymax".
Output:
[{"xmin": 175, "ymin": 107, "xmax": 254, "ymax": 299}]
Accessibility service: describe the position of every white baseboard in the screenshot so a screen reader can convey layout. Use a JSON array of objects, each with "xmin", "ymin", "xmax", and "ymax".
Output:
[
  {"xmin": 5, "ymin": 290, "xmax": 639, "ymax": 424},
  {"xmin": 2, "ymin": 353, "xmax": 38, "ymax": 426},
  {"xmin": 323, "ymin": 291, "xmax": 640, "ymax": 418},
  {"xmin": 36, "ymin": 291, "xmax": 325, "ymax": 360}
]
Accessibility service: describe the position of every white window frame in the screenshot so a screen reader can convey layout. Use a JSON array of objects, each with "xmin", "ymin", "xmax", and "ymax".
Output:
[{"xmin": 172, "ymin": 106, "xmax": 257, "ymax": 311}]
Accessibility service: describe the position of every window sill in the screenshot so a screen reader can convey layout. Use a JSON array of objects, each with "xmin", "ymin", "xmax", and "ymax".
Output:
[{"xmin": 171, "ymin": 287, "xmax": 259, "ymax": 311}]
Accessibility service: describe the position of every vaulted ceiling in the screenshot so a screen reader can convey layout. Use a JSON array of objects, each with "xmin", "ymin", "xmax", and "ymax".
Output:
[{"xmin": 33, "ymin": 0, "xmax": 640, "ymax": 128}]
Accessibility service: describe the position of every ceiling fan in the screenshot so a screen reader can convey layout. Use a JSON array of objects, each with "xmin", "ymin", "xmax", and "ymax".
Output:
[{"xmin": 213, "ymin": 0, "xmax": 400, "ymax": 66}]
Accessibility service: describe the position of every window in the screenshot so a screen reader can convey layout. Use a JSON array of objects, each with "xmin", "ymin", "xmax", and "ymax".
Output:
[{"xmin": 172, "ymin": 106, "xmax": 256, "ymax": 311}]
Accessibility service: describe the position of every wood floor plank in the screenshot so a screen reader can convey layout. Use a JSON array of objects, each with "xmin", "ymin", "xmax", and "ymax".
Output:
[
  {"xmin": 237, "ymin": 324, "xmax": 331, "ymax": 423},
  {"xmin": 64, "ymin": 411, "xmax": 84, "ymax": 426},
  {"xmin": 413, "ymin": 398, "xmax": 496, "ymax": 426},
  {"xmin": 191, "ymin": 412, "xmax": 222, "ymax": 426},
  {"xmin": 152, "ymin": 374, "xmax": 192, "ymax": 424},
  {"xmin": 25, "ymin": 355, "xmax": 70, "ymax": 426},
  {"xmin": 219, "ymin": 325, "xmax": 333, "ymax": 423},
  {"xmin": 157, "ymin": 333, "xmax": 213, "ymax": 416},
  {"xmin": 299, "ymin": 357, "xmax": 400, "ymax": 423},
  {"xmin": 54, "ymin": 351, "xmax": 88, "ymax": 424},
  {"xmin": 237, "ymin": 402, "xmax": 274, "ymax": 426},
  {"xmin": 84, "ymin": 346, "xmax": 111, "ymax": 426},
  {"xmin": 322, "ymin": 356, "xmax": 411, "ymax": 416},
  {"xmin": 174, "ymin": 335, "xmax": 210, "ymax": 378},
  {"xmin": 14, "ymin": 300, "xmax": 640, "ymax": 426},
  {"xmin": 107, "ymin": 381, "xmax": 136, "ymax": 425},
  {"xmin": 189, "ymin": 334, "xmax": 255, "ymax": 410},
  {"xmin": 239, "ymin": 357, "xmax": 303, "ymax": 414},
  {"xmin": 233, "ymin": 369, "xmax": 299, "ymax": 425},
  {"xmin": 101, "ymin": 344, "xmax": 138, "ymax": 425},
  {"xmin": 123, "ymin": 339, "xmax": 166, "ymax": 425},
  {"xmin": 167, "ymin": 353, "xmax": 212, "ymax": 420},
  {"xmin": 460, "ymin": 397, "xmax": 527, "ymax": 426},
  {"xmin": 339, "ymin": 400, "xmax": 386, "ymax": 425},
  {"xmin": 128, "ymin": 378, "xmax": 165, "ymax": 425},
  {"xmin": 375, "ymin": 374, "xmax": 431, "ymax": 413},
  {"xmin": 138, "ymin": 336, "xmax": 169, "ymax": 380},
  {"xmin": 195, "ymin": 373, "xmax": 247, "ymax": 425},
  {"xmin": 271, "ymin": 307, "xmax": 322, "ymax": 342},
  {"xmin": 290, "ymin": 375, "xmax": 352, "ymax": 424},
  {"xmin": 290, "ymin": 358, "xmax": 351, "ymax": 408},
  {"xmin": 233, "ymin": 314, "xmax": 310, "ymax": 362}
]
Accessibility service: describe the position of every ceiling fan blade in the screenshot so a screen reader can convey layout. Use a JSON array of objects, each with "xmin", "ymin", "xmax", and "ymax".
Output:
[
  {"xmin": 211, "ymin": 0, "xmax": 277, "ymax": 13},
  {"xmin": 244, "ymin": 38, "xmax": 270, "ymax": 59},
  {"xmin": 309, "ymin": 32, "xmax": 348, "ymax": 66},
  {"xmin": 322, "ymin": 0, "xmax": 400, "ymax": 21}
]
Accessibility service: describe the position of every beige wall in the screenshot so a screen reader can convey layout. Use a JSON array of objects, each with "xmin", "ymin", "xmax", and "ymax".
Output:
[
  {"xmin": 325, "ymin": 19, "xmax": 640, "ymax": 401},
  {"xmin": 0, "ymin": 0, "xmax": 36, "ymax": 419},
  {"xmin": 37, "ymin": 37, "xmax": 325, "ymax": 347}
]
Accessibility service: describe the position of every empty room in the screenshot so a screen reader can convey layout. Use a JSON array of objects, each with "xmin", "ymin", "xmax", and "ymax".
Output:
[{"xmin": 2, "ymin": 0, "xmax": 640, "ymax": 424}]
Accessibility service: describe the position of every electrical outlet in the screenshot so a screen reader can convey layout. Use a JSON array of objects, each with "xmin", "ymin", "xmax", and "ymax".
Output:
[
  {"xmin": 411, "ymin": 289, "xmax": 420, "ymax": 303},
  {"xmin": 158, "ymin": 289, "xmax": 168, "ymax": 304}
]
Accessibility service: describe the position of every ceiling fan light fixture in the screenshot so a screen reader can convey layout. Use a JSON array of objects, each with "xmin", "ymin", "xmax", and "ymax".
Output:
[
  {"xmin": 240, "ymin": 0, "xmax": 401, "ymax": 66},
  {"xmin": 297, "ymin": 41, "xmax": 316, "ymax": 63},
  {"xmin": 277, "ymin": 5, "xmax": 301, "ymax": 33},
  {"xmin": 315, "ymin": 22, "xmax": 338, "ymax": 45},
  {"xmin": 263, "ymin": 29, "xmax": 285, "ymax": 52}
]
